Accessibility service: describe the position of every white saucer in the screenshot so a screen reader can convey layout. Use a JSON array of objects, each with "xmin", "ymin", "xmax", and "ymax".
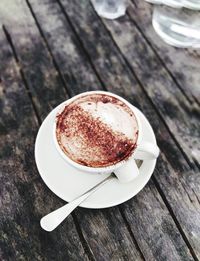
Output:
[{"xmin": 35, "ymin": 104, "xmax": 157, "ymax": 209}]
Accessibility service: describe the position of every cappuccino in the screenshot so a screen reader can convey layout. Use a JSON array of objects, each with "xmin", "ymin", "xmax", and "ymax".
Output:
[{"xmin": 56, "ymin": 93, "xmax": 139, "ymax": 167}]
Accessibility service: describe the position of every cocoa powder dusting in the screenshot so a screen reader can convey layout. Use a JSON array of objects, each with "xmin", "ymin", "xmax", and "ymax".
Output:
[{"xmin": 56, "ymin": 94, "xmax": 138, "ymax": 167}]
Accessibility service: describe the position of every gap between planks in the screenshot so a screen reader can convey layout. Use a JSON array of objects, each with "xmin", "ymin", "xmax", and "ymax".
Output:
[
  {"xmin": 118, "ymin": 206, "xmax": 146, "ymax": 260},
  {"xmin": 27, "ymin": 0, "xmax": 108, "ymax": 94},
  {"xmin": 2, "ymin": 25, "xmax": 41, "ymax": 126},
  {"xmin": 24, "ymin": 0, "xmax": 71, "ymax": 98},
  {"xmin": 72, "ymin": 213, "xmax": 96, "ymax": 261},
  {"xmin": 152, "ymin": 176, "xmax": 199, "ymax": 261},
  {"xmin": 39, "ymin": 0, "xmax": 108, "ymax": 93}
]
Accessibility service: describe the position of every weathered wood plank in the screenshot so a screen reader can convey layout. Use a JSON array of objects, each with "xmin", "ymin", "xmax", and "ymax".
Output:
[
  {"xmin": 27, "ymin": 0, "xmax": 198, "ymax": 259},
  {"xmin": 0, "ymin": 28, "xmax": 89, "ymax": 261},
  {"xmin": 128, "ymin": 0, "xmax": 200, "ymax": 104},
  {"xmin": 24, "ymin": 0, "xmax": 102, "ymax": 96},
  {"xmin": 76, "ymin": 179, "xmax": 196, "ymax": 261},
  {"xmin": 119, "ymin": 179, "xmax": 196, "ymax": 261},
  {"xmin": 35, "ymin": 0, "xmax": 200, "ymax": 258},
  {"xmin": 0, "ymin": 0, "xmax": 67, "ymax": 120},
  {"xmin": 73, "ymin": 207, "xmax": 145, "ymax": 261},
  {"xmin": 0, "ymin": 1, "xmax": 143, "ymax": 260}
]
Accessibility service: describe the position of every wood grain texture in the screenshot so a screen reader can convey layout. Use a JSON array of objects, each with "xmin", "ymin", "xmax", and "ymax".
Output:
[
  {"xmin": 129, "ymin": 0, "xmax": 200, "ymax": 104},
  {"xmin": 0, "ymin": 0, "xmax": 199, "ymax": 260},
  {"xmin": 0, "ymin": 0, "xmax": 67, "ymax": 120},
  {"xmin": 25, "ymin": 0, "xmax": 102, "ymax": 96},
  {"xmin": 74, "ymin": 208, "xmax": 144, "ymax": 261},
  {"xmin": 119, "ymin": 179, "xmax": 194, "ymax": 261},
  {"xmin": 0, "ymin": 29, "xmax": 89, "ymax": 261},
  {"xmin": 27, "ymin": 0, "xmax": 198, "ymax": 259}
]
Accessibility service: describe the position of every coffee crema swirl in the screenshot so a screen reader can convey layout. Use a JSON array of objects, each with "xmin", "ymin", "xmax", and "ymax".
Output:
[{"xmin": 56, "ymin": 94, "xmax": 139, "ymax": 167}]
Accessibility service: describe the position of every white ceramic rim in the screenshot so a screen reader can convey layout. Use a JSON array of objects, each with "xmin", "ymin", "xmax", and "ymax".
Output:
[{"xmin": 53, "ymin": 91, "xmax": 142, "ymax": 173}]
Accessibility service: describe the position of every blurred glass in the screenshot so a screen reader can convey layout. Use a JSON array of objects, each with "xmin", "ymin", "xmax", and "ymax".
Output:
[
  {"xmin": 145, "ymin": 0, "xmax": 200, "ymax": 9},
  {"xmin": 152, "ymin": 6, "xmax": 200, "ymax": 48},
  {"xmin": 183, "ymin": 0, "xmax": 200, "ymax": 10},
  {"xmin": 146, "ymin": 0, "xmax": 184, "ymax": 8},
  {"xmin": 91, "ymin": 0, "xmax": 128, "ymax": 19}
]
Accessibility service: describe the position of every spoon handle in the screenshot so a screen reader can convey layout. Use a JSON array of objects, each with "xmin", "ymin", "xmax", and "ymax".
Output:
[{"xmin": 40, "ymin": 174, "xmax": 115, "ymax": 232}]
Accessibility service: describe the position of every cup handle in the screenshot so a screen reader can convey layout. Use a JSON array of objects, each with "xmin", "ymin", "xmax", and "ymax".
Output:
[
  {"xmin": 114, "ymin": 158, "xmax": 139, "ymax": 183},
  {"xmin": 134, "ymin": 141, "xmax": 159, "ymax": 160}
]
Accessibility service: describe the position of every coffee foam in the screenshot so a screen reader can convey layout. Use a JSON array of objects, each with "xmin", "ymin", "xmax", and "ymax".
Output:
[{"xmin": 56, "ymin": 94, "xmax": 139, "ymax": 167}]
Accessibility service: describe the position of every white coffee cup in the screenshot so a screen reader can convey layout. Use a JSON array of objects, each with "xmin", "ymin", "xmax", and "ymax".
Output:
[{"xmin": 53, "ymin": 91, "xmax": 159, "ymax": 183}]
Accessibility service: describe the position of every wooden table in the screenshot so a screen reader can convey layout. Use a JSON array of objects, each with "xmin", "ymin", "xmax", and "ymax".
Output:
[{"xmin": 0, "ymin": 0, "xmax": 200, "ymax": 260}]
